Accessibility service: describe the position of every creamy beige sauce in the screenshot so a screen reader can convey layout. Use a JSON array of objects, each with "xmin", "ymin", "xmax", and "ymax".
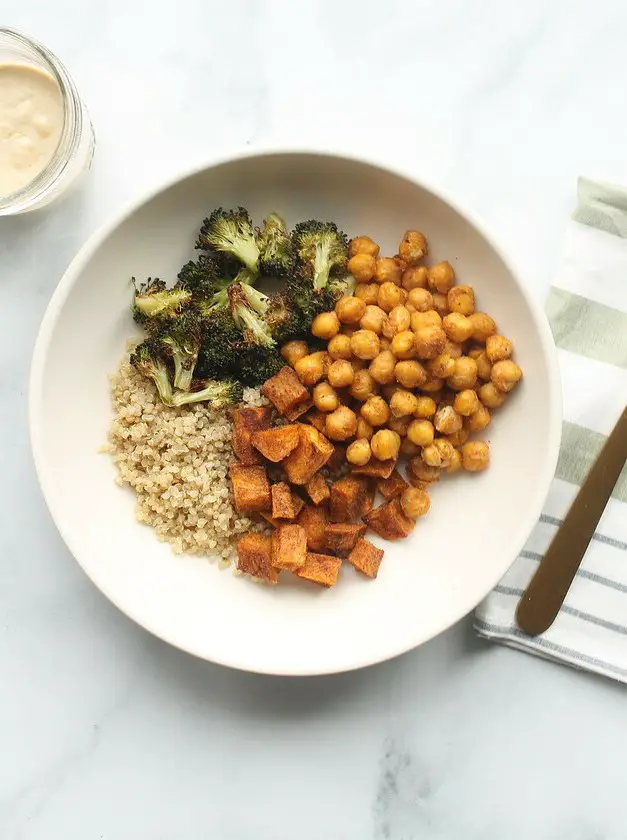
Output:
[{"xmin": 0, "ymin": 63, "xmax": 63, "ymax": 196}]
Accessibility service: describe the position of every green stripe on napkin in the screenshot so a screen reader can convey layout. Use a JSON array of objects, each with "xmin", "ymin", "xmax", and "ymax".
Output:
[
  {"xmin": 573, "ymin": 177, "xmax": 627, "ymax": 238},
  {"xmin": 557, "ymin": 421, "xmax": 627, "ymax": 502},
  {"xmin": 547, "ymin": 288, "xmax": 627, "ymax": 369}
]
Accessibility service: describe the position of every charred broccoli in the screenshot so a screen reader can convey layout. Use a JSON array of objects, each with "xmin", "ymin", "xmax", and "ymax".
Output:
[
  {"xmin": 171, "ymin": 378, "xmax": 243, "ymax": 408},
  {"xmin": 157, "ymin": 312, "xmax": 204, "ymax": 392},
  {"xmin": 257, "ymin": 212, "xmax": 296, "ymax": 277},
  {"xmin": 292, "ymin": 220, "xmax": 348, "ymax": 290},
  {"xmin": 132, "ymin": 277, "xmax": 191, "ymax": 332},
  {"xmin": 130, "ymin": 339, "xmax": 174, "ymax": 405},
  {"xmin": 228, "ymin": 283, "xmax": 275, "ymax": 348},
  {"xmin": 196, "ymin": 207, "xmax": 260, "ymax": 275}
]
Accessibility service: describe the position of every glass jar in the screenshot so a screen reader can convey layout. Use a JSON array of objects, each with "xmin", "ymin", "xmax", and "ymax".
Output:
[{"xmin": 0, "ymin": 28, "xmax": 95, "ymax": 215}]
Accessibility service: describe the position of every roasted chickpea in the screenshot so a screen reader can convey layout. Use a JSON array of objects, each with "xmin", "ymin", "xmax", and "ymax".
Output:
[
  {"xmin": 402, "ymin": 266, "xmax": 429, "ymax": 291},
  {"xmin": 383, "ymin": 305, "xmax": 411, "ymax": 337},
  {"xmin": 443, "ymin": 339, "xmax": 463, "ymax": 359},
  {"xmin": 327, "ymin": 333, "xmax": 352, "ymax": 360},
  {"xmin": 486, "ymin": 334, "xmax": 513, "ymax": 363},
  {"xmin": 442, "ymin": 312, "xmax": 474, "ymax": 343},
  {"xmin": 390, "ymin": 389, "xmax": 419, "ymax": 418},
  {"xmin": 422, "ymin": 444, "xmax": 442, "ymax": 467},
  {"xmin": 432, "ymin": 292, "xmax": 449, "ymax": 317},
  {"xmin": 395, "ymin": 359, "xmax": 427, "ymax": 389},
  {"xmin": 350, "ymin": 369, "xmax": 377, "ymax": 401},
  {"xmin": 479, "ymin": 381, "xmax": 507, "ymax": 408},
  {"xmin": 447, "ymin": 356, "xmax": 478, "ymax": 390},
  {"xmin": 414, "ymin": 396, "xmax": 437, "ymax": 418},
  {"xmin": 472, "ymin": 350, "xmax": 492, "ymax": 381},
  {"xmin": 311, "ymin": 311, "xmax": 340, "ymax": 340},
  {"xmin": 407, "ymin": 287, "xmax": 434, "ymax": 312},
  {"xmin": 350, "ymin": 329, "xmax": 380, "ymax": 360},
  {"xmin": 434, "ymin": 405, "xmax": 463, "ymax": 435},
  {"xmin": 391, "ymin": 330, "xmax": 416, "ymax": 360},
  {"xmin": 447, "ymin": 426, "xmax": 469, "ymax": 447},
  {"xmin": 468, "ymin": 403, "xmax": 491, "ymax": 432},
  {"xmin": 360, "ymin": 304, "xmax": 387, "ymax": 334},
  {"xmin": 294, "ymin": 353, "xmax": 325, "ymax": 386},
  {"xmin": 407, "ymin": 457, "xmax": 440, "ymax": 489},
  {"xmin": 400, "ymin": 437, "xmax": 421, "ymax": 457},
  {"xmin": 413, "ymin": 326, "xmax": 446, "ymax": 360},
  {"xmin": 361, "ymin": 395, "xmax": 390, "ymax": 427},
  {"xmin": 369, "ymin": 350, "xmax": 396, "ymax": 385},
  {"xmin": 447, "ymin": 448, "xmax": 463, "ymax": 473},
  {"xmin": 356, "ymin": 417, "xmax": 374, "ymax": 440},
  {"xmin": 433, "ymin": 438, "xmax": 457, "ymax": 468},
  {"xmin": 336, "ymin": 296, "xmax": 367, "ymax": 325},
  {"xmin": 398, "ymin": 230, "xmax": 428, "ymax": 266},
  {"xmin": 328, "ymin": 359, "xmax": 354, "ymax": 389},
  {"xmin": 371, "ymin": 429, "xmax": 401, "ymax": 461},
  {"xmin": 491, "ymin": 360, "xmax": 522, "ymax": 393},
  {"xmin": 374, "ymin": 257, "xmax": 402, "ymax": 285},
  {"xmin": 447, "ymin": 284, "xmax": 475, "ymax": 316},
  {"xmin": 281, "ymin": 340, "xmax": 309, "ymax": 367},
  {"xmin": 462, "ymin": 440, "xmax": 490, "ymax": 472},
  {"xmin": 400, "ymin": 486, "xmax": 430, "ymax": 519},
  {"xmin": 378, "ymin": 281, "xmax": 404, "ymax": 312},
  {"xmin": 421, "ymin": 375, "xmax": 444, "ymax": 393},
  {"xmin": 428, "ymin": 353, "xmax": 455, "ymax": 379},
  {"xmin": 453, "ymin": 389, "xmax": 480, "ymax": 416},
  {"xmin": 427, "ymin": 261, "xmax": 455, "ymax": 294},
  {"xmin": 349, "ymin": 236, "xmax": 380, "ymax": 259},
  {"xmin": 313, "ymin": 382, "xmax": 339, "ymax": 413},
  {"xmin": 388, "ymin": 414, "xmax": 411, "ymax": 437},
  {"xmin": 411, "ymin": 310, "xmax": 442, "ymax": 332},
  {"xmin": 354, "ymin": 282, "xmax": 380, "ymax": 305},
  {"xmin": 325, "ymin": 406, "xmax": 357, "ymax": 442},
  {"xmin": 347, "ymin": 253, "xmax": 376, "ymax": 283},
  {"xmin": 407, "ymin": 418, "xmax": 435, "ymax": 447},
  {"xmin": 469, "ymin": 312, "xmax": 496, "ymax": 343},
  {"xmin": 346, "ymin": 438, "xmax": 372, "ymax": 466}
]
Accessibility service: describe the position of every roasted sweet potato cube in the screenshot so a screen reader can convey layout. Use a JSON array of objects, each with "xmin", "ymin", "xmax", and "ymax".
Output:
[
  {"xmin": 363, "ymin": 497, "xmax": 415, "ymax": 540},
  {"xmin": 230, "ymin": 463, "xmax": 271, "ymax": 514},
  {"xmin": 295, "ymin": 552, "xmax": 342, "ymax": 587},
  {"xmin": 296, "ymin": 505, "xmax": 328, "ymax": 552},
  {"xmin": 291, "ymin": 492, "xmax": 305, "ymax": 518},
  {"xmin": 285, "ymin": 398, "xmax": 314, "ymax": 421},
  {"xmin": 230, "ymin": 406, "xmax": 273, "ymax": 465},
  {"xmin": 271, "ymin": 482, "xmax": 297, "ymax": 519},
  {"xmin": 271, "ymin": 524, "xmax": 307, "ymax": 571},
  {"xmin": 353, "ymin": 457, "xmax": 397, "ymax": 479},
  {"xmin": 261, "ymin": 366, "xmax": 310, "ymax": 416},
  {"xmin": 236, "ymin": 533, "xmax": 278, "ymax": 584},
  {"xmin": 376, "ymin": 469, "xmax": 409, "ymax": 501},
  {"xmin": 252, "ymin": 425, "xmax": 300, "ymax": 462},
  {"xmin": 326, "ymin": 444, "xmax": 346, "ymax": 472},
  {"xmin": 303, "ymin": 408, "xmax": 327, "ymax": 432},
  {"xmin": 324, "ymin": 523, "xmax": 367, "ymax": 556},
  {"xmin": 329, "ymin": 475, "xmax": 372, "ymax": 523},
  {"xmin": 305, "ymin": 473, "xmax": 330, "ymax": 506},
  {"xmin": 347, "ymin": 538, "xmax": 385, "ymax": 579},
  {"xmin": 284, "ymin": 425, "xmax": 334, "ymax": 485}
]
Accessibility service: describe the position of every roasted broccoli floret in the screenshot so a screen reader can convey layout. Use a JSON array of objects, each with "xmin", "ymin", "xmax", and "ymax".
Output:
[
  {"xmin": 157, "ymin": 311, "xmax": 204, "ymax": 392},
  {"xmin": 196, "ymin": 207, "xmax": 260, "ymax": 274},
  {"xmin": 257, "ymin": 212, "xmax": 296, "ymax": 277},
  {"xmin": 130, "ymin": 339, "xmax": 174, "ymax": 405},
  {"xmin": 132, "ymin": 277, "xmax": 191, "ymax": 331},
  {"xmin": 235, "ymin": 344, "xmax": 284, "ymax": 387},
  {"xmin": 194, "ymin": 309, "xmax": 242, "ymax": 380},
  {"xmin": 175, "ymin": 253, "xmax": 230, "ymax": 301},
  {"xmin": 228, "ymin": 283, "xmax": 275, "ymax": 348},
  {"xmin": 292, "ymin": 220, "xmax": 349, "ymax": 290},
  {"xmin": 171, "ymin": 378, "xmax": 243, "ymax": 408}
]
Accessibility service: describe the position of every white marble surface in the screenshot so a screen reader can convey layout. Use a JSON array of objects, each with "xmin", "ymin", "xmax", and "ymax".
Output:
[{"xmin": 2, "ymin": 1, "xmax": 627, "ymax": 837}]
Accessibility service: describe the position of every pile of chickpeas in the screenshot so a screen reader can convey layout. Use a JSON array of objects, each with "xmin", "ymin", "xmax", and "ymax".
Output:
[{"xmin": 280, "ymin": 230, "xmax": 523, "ymax": 497}]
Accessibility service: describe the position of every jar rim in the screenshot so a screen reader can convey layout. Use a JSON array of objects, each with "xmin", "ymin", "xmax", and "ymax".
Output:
[{"xmin": 0, "ymin": 27, "xmax": 84, "ymax": 213}]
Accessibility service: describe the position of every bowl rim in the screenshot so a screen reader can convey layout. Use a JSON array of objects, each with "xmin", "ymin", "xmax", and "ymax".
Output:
[{"xmin": 28, "ymin": 147, "xmax": 563, "ymax": 675}]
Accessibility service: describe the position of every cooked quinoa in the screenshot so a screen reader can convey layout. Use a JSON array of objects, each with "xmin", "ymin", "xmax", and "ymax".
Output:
[{"xmin": 104, "ymin": 359, "xmax": 267, "ymax": 562}]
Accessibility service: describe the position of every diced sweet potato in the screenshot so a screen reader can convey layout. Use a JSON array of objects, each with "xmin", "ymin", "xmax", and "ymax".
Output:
[
  {"xmin": 271, "ymin": 524, "xmax": 307, "ymax": 571},
  {"xmin": 252, "ymin": 425, "xmax": 300, "ymax": 462},
  {"xmin": 271, "ymin": 482, "xmax": 298, "ymax": 519},
  {"xmin": 329, "ymin": 475, "xmax": 372, "ymax": 523},
  {"xmin": 305, "ymin": 473, "xmax": 330, "ymax": 506},
  {"xmin": 323, "ymin": 523, "xmax": 367, "ymax": 556},
  {"xmin": 347, "ymin": 537, "xmax": 385, "ymax": 579},
  {"xmin": 236, "ymin": 533, "xmax": 278, "ymax": 584},
  {"xmin": 261, "ymin": 366, "xmax": 310, "ymax": 416},
  {"xmin": 296, "ymin": 505, "xmax": 328, "ymax": 552},
  {"xmin": 353, "ymin": 457, "xmax": 397, "ymax": 479},
  {"xmin": 376, "ymin": 469, "xmax": 409, "ymax": 501},
  {"xmin": 285, "ymin": 398, "xmax": 314, "ymax": 421},
  {"xmin": 284, "ymin": 425, "xmax": 334, "ymax": 485},
  {"xmin": 230, "ymin": 406, "xmax": 273, "ymax": 465},
  {"xmin": 303, "ymin": 409, "xmax": 327, "ymax": 432},
  {"xmin": 363, "ymin": 497, "xmax": 415, "ymax": 540},
  {"xmin": 230, "ymin": 463, "xmax": 271, "ymax": 514},
  {"xmin": 326, "ymin": 444, "xmax": 346, "ymax": 472},
  {"xmin": 295, "ymin": 552, "xmax": 342, "ymax": 587}
]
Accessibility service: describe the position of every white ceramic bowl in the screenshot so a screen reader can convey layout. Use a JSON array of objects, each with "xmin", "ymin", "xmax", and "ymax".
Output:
[{"xmin": 30, "ymin": 150, "xmax": 562, "ymax": 675}]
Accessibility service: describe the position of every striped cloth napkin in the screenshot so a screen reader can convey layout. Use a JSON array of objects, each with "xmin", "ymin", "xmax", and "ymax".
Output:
[{"xmin": 475, "ymin": 177, "xmax": 627, "ymax": 683}]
